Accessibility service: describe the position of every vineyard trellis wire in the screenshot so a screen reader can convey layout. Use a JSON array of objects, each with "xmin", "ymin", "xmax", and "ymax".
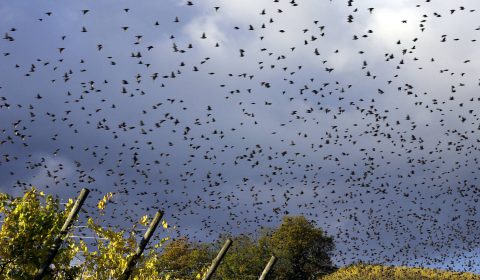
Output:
[
  {"xmin": 7, "ymin": 188, "xmax": 278, "ymax": 280},
  {"xmin": 34, "ymin": 188, "xmax": 90, "ymax": 280}
]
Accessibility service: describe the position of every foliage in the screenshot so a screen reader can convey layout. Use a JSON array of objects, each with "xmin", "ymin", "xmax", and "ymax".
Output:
[
  {"xmin": 214, "ymin": 216, "xmax": 335, "ymax": 280},
  {"xmin": 214, "ymin": 234, "xmax": 267, "ymax": 280},
  {"xmin": 261, "ymin": 216, "xmax": 336, "ymax": 280},
  {"xmin": 0, "ymin": 188, "xmax": 80, "ymax": 279},
  {"xmin": 156, "ymin": 237, "xmax": 212, "ymax": 279},
  {"xmin": 0, "ymin": 187, "xmax": 175, "ymax": 280},
  {"xmin": 3, "ymin": 188, "xmax": 477, "ymax": 280},
  {"xmin": 320, "ymin": 264, "xmax": 480, "ymax": 280},
  {"xmin": 97, "ymin": 192, "xmax": 114, "ymax": 211},
  {"xmin": 78, "ymin": 217, "xmax": 171, "ymax": 280}
]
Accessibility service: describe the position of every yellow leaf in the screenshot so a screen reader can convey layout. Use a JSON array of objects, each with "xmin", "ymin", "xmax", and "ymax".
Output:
[
  {"xmin": 97, "ymin": 200, "xmax": 105, "ymax": 210},
  {"xmin": 162, "ymin": 220, "xmax": 168, "ymax": 229},
  {"xmin": 140, "ymin": 215, "xmax": 149, "ymax": 226},
  {"xmin": 97, "ymin": 192, "xmax": 114, "ymax": 210}
]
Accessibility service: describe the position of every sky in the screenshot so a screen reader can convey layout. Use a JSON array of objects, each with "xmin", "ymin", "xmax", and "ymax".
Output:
[{"xmin": 1, "ymin": 0, "xmax": 480, "ymax": 272}]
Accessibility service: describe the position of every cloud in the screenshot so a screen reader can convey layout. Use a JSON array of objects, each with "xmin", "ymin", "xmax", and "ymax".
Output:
[
  {"xmin": 1, "ymin": 0, "xmax": 480, "ymax": 272},
  {"xmin": 27, "ymin": 154, "xmax": 75, "ymax": 190}
]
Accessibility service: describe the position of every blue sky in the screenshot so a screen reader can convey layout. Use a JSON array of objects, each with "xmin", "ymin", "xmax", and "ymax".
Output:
[{"xmin": 1, "ymin": 0, "xmax": 480, "ymax": 272}]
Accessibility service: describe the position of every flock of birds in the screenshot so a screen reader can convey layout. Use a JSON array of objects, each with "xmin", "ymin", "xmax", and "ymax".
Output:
[{"xmin": 1, "ymin": 0, "xmax": 480, "ymax": 272}]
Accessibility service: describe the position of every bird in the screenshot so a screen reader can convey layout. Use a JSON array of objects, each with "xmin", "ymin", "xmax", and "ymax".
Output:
[{"xmin": 0, "ymin": 1, "xmax": 479, "ymax": 273}]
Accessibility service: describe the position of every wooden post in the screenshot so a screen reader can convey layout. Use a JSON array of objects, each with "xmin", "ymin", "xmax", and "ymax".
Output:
[
  {"xmin": 202, "ymin": 238, "xmax": 232, "ymax": 280},
  {"xmin": 34, "ymin": 188, "xmax": 90, "ymax": 280},
  {"xmin": 258, "ymin": 255, "xmax": 277, "ymax": 280},
  {"xmin": 118, "ymin": 211, "xmax": 163, "ymax": 280}
]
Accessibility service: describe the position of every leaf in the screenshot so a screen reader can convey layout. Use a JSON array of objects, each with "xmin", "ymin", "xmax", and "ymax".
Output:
[
  {"xmin": 97, "ymin": 192, "xmax": 114, "ymax": 210},
  {"xmin": 97, "ymin": 200, "xmax": 106, "ymax": 210},
  {"xmin": 140, "ymin": 215, "xmax": 149, "ymax": 226}
]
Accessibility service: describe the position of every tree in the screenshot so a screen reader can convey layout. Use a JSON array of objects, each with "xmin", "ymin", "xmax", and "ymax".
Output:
[
  {"xmin": 0, "ymin": 188, "xmax": 81, "ymax": 279},
  {"xmin": 214, "ymin": 234, "xmax": 267, "ymax": 280},
  {"xmin": 0, "ymin": 188, "xmax": 175, "ymax": 280},
  {"xmin": 156, "ymin": 237, "xmax": 212, "ymax": 279},
  {"xmin": 260, "ymin": 216, "xmax": 335, "ymax": 280},
  {"xmin": 77, "ymin": 194, "xmax": 173, "ymax": 280},
  {"xmin": 213, "ymin": 217, "xmax": 335, "ymax": 280},
  {"xmin": 78, "ymin": 217, "xmax": 171, "ymax": 280},
  {"xmin": 0, "ymin": 188, "xmax": 336, "ymax": 280}
]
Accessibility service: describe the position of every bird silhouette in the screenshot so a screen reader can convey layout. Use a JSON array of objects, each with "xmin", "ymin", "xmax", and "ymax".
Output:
[{"xmin": 0, "ymin": 0, "xmax": 479, "ymax": 273}]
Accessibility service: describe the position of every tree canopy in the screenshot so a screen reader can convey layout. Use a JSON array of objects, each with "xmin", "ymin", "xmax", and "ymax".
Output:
[
  {"xmin": 157, "ymin": 237, "xmax": 212, "ymax": 279},
  {"xmin": 0, "ymin": 187, "xmax": 336, "ymax": 280},
  {"xmin": 0, "ymin": 189, "xmax": 79, "ymax": 279},
  {"xmin": 2, "ymin": 187, "xmax": 479, "ymax": 280},
  {"xmin": 212, "ymin": 216, "xmax": 336, "ymax": 279},
  {"xmin": 0, "ymin": 188, "xmax": 173, "ymax": 279},
  {"xmin": 262, "ymin": 216, "xmax": 336, "ymax": 279}
]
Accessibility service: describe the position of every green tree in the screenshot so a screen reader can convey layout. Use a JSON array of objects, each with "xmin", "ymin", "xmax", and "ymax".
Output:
[
  {"xmin": 214, "ymin": 234, "xmax": 267, "ymax": 280},
  {"xmin": 0, "ymin": 188, "xmax": 176, "ymax": 280},
  {"xmin": 79, "ymin": 193, "xmax": 173, "ymax": 280},
  {"xmin": 78, "ymin": 216, "xmax": 172, "ymax": 280},
  {"xmin": 261, "ymin": 216, "xmax": 335, "ymax": 280},
  {"xmin": 0, "ymin": 188, "xmax": 81, "ymax": 279},
  {"xmin": 0, "ymin": 188, "xmax": 336, "ymax": 280},
  {"xmin": 213, "ymin": 217, "xmax": 335, "ymax": 280},
  {"xmin": 156, "ymin": 237, "xmax": 212, "ymax": 279}
]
